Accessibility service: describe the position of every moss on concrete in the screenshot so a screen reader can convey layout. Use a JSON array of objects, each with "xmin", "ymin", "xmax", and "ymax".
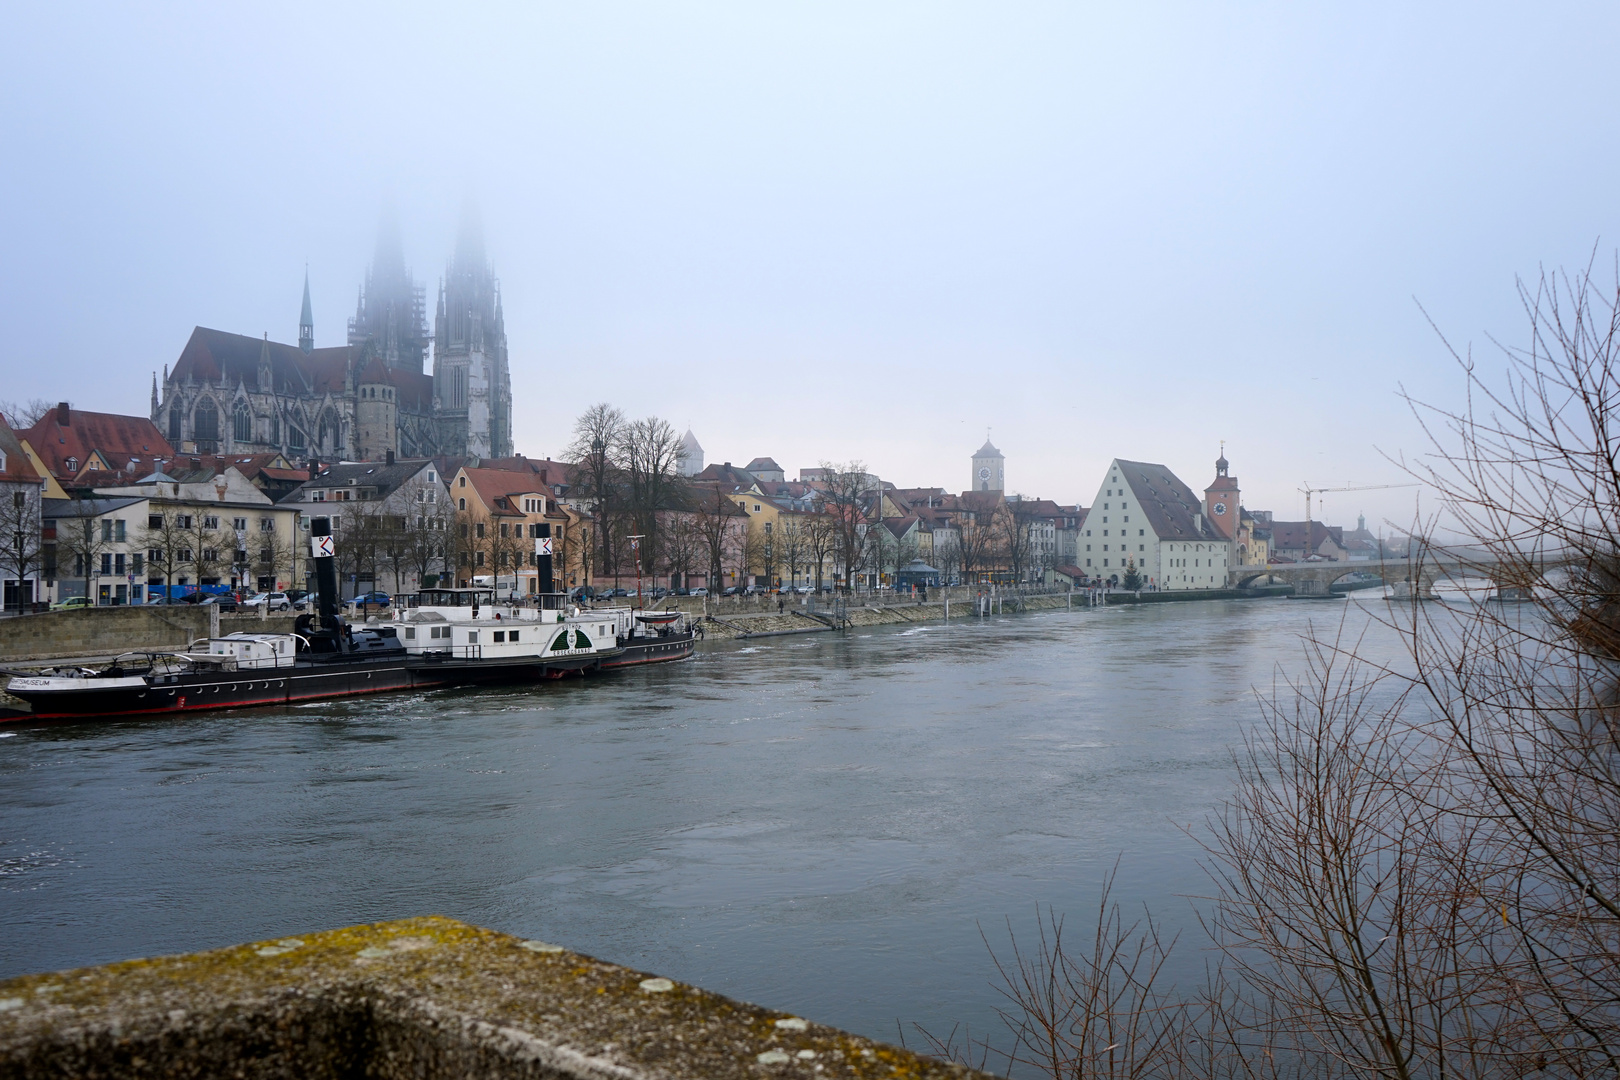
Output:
[{"xmin": 0, "ymin": 917, "xmax": 997, "ymax": 1080}]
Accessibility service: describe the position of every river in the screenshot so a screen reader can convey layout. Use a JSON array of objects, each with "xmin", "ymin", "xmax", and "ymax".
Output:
[{"xmin": 0, "ymin": 594, "xmax": 1412, "ymax": 1052}]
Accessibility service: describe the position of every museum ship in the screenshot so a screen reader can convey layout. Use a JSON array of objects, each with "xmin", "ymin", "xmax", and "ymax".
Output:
[{"xmin": 1, "ymin": 519, "xmax": 695, "ymax": 721}]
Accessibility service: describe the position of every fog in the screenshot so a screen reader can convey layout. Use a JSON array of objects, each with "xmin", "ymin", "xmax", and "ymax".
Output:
[{"xmin": 4, "ymin": 1, "xmax": 1618, "ymax": 527}]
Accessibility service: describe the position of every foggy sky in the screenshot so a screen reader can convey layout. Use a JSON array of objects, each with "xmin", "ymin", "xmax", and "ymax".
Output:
[{"xmin": 4, "ymin": 2, "xmax": 1618, "ymax": 531}]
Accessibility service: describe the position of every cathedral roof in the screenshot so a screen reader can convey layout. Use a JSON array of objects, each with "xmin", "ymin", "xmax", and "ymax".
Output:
[{"xmin": 172, "ymin": 327, "xmax": 353, "ymax": 396}]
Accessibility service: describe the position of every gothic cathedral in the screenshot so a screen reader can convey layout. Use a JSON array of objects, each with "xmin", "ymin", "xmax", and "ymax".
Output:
[{"xmin": 152, "ymin": 213, "xmax": 515, "ymax": 465}]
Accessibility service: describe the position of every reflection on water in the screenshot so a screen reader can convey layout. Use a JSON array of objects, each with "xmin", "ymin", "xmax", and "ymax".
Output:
[{"xmin": 0, "ymin": 596, "xmax": 1410, "ymax": 1044}]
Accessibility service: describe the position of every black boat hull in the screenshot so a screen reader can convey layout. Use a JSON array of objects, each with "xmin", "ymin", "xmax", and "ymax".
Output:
[{"xmin": 4, "ymin": 663, "xmax": 448, "ymax": 721}]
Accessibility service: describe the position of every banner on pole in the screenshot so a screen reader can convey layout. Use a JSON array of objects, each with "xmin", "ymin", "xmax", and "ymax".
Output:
[
  {"xmin": 312, "ymin": 535, "xmax": 335, "ymax": 559},
  {"xmin": 534, "ymin": 537, "xmax": 553, "ymax": 556}
]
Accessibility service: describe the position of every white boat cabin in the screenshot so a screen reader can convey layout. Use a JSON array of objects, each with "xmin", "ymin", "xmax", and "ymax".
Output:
[
  {"xmin": 184, "ymin": 634, "xmax": 299, "ymax": 670},
  {"xmin": 387, "ymin": 588, "xmax": 629, "ymax": 661}
]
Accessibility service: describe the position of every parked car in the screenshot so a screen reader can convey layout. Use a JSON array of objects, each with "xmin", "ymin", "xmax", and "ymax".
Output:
[
  {"xmin": 197, "ymin": 595, "xmax": 239, "ymax": 612},
  {"xmin": 722, "ymin": 586, "xmax": 740, "ymax": 596},
  {"xmin": 567, "ymin": 586, "xmax": 596, "ymax": 602},
  {"xmin": 350, "ymin": 591, "xmax": 391, "ymax": 611},
  {"xmin": 742, "ymin": 585, "xmax": 768, "ymax": 596},
  {"xmin": 285, "ymin": 589, "xmax": 312, "ymax": 611},
  {"xmin": 688, "ymin": 587, "xmax": 708, "ymax": 596},
  {"xmin": 243, "ymin": 591, "xmax": 292, "ymax": 612},
  {"xmin": 51, "ymin": 596, "xmax": 93, "ymax": 611},
  {"xmin": 607, "ymin": 588, "xmax": 628, "ymax": 598}
]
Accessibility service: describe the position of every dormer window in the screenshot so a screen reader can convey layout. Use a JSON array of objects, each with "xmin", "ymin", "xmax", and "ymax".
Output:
[{"xmin": 65, "ymin": 456, "xmax": 78, "ymax": 473}]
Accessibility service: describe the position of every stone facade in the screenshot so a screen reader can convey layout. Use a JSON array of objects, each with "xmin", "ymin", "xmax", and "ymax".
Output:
[{"xmin": 153, "ymin": 218, "xmax": 513, "ymax": 465}]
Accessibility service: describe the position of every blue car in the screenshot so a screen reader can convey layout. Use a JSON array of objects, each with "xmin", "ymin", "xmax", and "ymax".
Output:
[{"xmin": 350, "ymin": 591, "xmax": 392, "ymax": 610}]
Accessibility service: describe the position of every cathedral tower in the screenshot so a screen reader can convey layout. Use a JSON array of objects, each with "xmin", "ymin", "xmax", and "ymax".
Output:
[
  {"xmin": 432, "ymin": 207, "xmax": 513, "ymax": 459},
  {"xmin": 349, "ymin": 214, "xmax": 429, "ymax": 373},
  {"xmin": 298, "ymin": 268, "xmax": 314, "ymax": 353}
]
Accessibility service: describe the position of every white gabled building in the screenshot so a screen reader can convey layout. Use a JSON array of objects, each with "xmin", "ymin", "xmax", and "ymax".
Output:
[{"xmin": 1078, "ymin": 458, "xmax": 1232, "ymax": 590}]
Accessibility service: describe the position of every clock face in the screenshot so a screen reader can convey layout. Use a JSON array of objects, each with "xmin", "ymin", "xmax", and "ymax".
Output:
[
  {"xmin": 1213, "ymin": 502, "xmax": 1227, "ymax": 515},
  {"xmin": 978, "ymin": 467, "xmax": 990, "ymax": 480}
]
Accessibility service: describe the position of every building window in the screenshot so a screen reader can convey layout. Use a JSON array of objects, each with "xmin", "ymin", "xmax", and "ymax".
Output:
[
  {"xmin": 232, "ymin": 517, "xmax": 247, "ymax": 531},
  {"xmin": 458, "ymin": 498, "xmax": 466, "ymax": 511},
  {"xmin": 194, "ymin": 400, "xmax": 219, "ymax": 442},
  {"xmin": 260, "ymin": 517, "xmax": 275, "ymax": 531},
  {"xmin": 233, "ymin": 405, "xmax": 252, "ymax": 443},
  {"xmin": 168, "ymin": 410, "xmax": 182, "ymax": 441},
  {"xmin": 203, "ymin": 516, "xmax": 219, "ymax": 530},
  {"xmin": 288, "ymin": 425, "xmax": 305, "ymax": 451}
]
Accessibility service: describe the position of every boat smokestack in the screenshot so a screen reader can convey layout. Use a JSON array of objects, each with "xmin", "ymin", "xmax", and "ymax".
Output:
[
  {"xmin": 536, "ymin": 523, "xmax": 553, "ymax": 596},
  {"xmin": 311, "ymin": 516, "xmax": 339, "ymax": 621}
]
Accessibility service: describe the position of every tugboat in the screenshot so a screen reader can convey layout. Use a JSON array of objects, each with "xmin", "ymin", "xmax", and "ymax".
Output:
[{"xmin": 1, "ymin": 517, "xmax": 447, "ymax": 721}]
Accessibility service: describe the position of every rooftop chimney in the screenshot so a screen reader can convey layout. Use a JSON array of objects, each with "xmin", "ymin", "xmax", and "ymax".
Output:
[
  {"xmin": 309, "ymin": 457, "xmax": 320, "ymax": 482},
  {"xmin": 56, "ymin": 402, "xmax": 70, "ymax": 425},
  {"xmin": 385, "ymin": 449, "xmax": 395, "ymax": 466}
]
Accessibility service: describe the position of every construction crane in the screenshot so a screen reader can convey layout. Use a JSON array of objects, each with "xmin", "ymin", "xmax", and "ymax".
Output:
[{"xmin": 1299, "ymin": 482, "xmax": 1420, "ymax": 533}]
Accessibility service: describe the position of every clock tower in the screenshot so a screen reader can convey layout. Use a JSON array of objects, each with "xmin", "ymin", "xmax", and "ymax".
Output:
[
  {"xmin": 972, "ymin": 438, "xmax": 1004, "ymax": 492},
  {"xmin": 1203, "ymin": 445, "xmax": 1240, "ymax": 540}
]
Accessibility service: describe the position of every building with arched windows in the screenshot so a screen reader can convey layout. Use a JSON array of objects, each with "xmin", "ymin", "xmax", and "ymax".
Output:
[{"xmin": 152, "ymin": 215, "xmax": 513, "ymax": 465}]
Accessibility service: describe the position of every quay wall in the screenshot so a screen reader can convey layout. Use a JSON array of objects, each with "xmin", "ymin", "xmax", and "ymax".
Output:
[
  {"xmin": 0, "ymin": 607, "xmax": 298, "ymax": 664},
  {"xmin": 0, "ymin": 916, "xmax": 990, "ymax": 1080}
]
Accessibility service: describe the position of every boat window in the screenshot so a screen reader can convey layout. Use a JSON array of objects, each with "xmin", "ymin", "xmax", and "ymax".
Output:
[
  {"xmin": 467, "ymin": 631, "xmax": 478, "ymax": 643},
  {"xmin": 509, "ymin": 630, "xmax": 519, "ymax": 642},
  {"xmin": 493, "ymin": 631, "xmax": 505, "ymax": 642},
  {"xmin": 404, "ymin": 627, "xmax": 415, "ymax": 640}
]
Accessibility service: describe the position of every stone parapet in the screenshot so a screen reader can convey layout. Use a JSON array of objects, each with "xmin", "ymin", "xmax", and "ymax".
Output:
[
  {"xmin": 0, "ymin": 917, "xmax": 992, "ymax": 1080},
  {"xmin": 0, "ymin": 607, "xmax": 297, "ymax": 663}
]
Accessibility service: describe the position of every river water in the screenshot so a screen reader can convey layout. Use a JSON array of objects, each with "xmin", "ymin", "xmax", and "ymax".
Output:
[{"xmin": 0, "ymin": 595, "xmax": 1411, "ymax": 1049}]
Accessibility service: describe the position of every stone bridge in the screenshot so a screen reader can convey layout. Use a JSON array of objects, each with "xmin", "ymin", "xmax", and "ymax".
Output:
[{"xmin": 1228, "ymin": 555, "xmax": 1509, "ymax": 598}]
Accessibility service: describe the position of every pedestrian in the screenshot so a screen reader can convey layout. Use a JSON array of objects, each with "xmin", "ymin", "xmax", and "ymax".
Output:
[{"xmin": 777, "ymin": 598, "xmax": 784, "ymax": 614}]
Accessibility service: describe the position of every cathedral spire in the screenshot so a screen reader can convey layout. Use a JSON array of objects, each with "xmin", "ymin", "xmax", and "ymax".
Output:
[
  {"xmin": 299, "ymin": 267, "xmax": 314, "ymax": 354},
  {"xmin": 150, "ymin": 372, "xmax": 159, "ymax": 417}
]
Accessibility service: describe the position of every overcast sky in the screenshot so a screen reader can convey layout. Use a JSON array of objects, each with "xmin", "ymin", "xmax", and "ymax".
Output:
[{"xmin": 4, "ymin": 2, "xmax": 1618, "ymax": 530}]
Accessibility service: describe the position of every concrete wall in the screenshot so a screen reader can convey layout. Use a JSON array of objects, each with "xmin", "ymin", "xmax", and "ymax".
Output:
[{"xmin": 0, "ymin": 607, "xmax": 298, "ymax": 663}]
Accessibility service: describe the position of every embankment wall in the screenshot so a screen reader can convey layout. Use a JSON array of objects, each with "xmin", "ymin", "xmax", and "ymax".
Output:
[{"xmin": 0, "ymin": 607, "xmax": 298, "ymax": 664}]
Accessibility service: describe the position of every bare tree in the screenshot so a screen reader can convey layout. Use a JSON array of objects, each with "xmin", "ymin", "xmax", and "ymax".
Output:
[
  {"xmin": 562, "ymin": 403, "xmax": 626, "ymax": 586},
  {"xmin": 621, "ymin": 415, "xmax": 685, "ymax": 577},
  {"xmin": 0, "ymin": 398, "xmax": 53, "ymax": 430},
  {"xmin": 693, "ymin": 485, "xmax": 743, "ymax": 592},
  {"xmin": 959, "ymin": 260, "xmax": 1620, "ymax": 1080},
  {"xmin": 816, "ymin": 461, "xmax": 869, "ymax": 591},
  {"xmin": 661, "ymin": 513, "xmax": 699, "ymax": 590},
  {"xmin": 805, "ymin": 512, "xmax": 837, "ymax": 591},
  {"xmin": 0, "ymin": 484, "xmax": 43, "ymax": 610},
  {"xmin": 776, "ymin": 513, "xmax": 810, "ymax": 588},
  {"xmin": 57, "ymin": 513, "xmax": 111, "ymax": 602}
]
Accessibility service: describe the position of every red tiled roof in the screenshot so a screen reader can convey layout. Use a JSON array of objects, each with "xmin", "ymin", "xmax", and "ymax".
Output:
[
  {"xmin": 460, "ymin": 467, "xmax": 551, "ymax": 515},
  {"xmin": 0, "ymin": 417, "xmax": 42, "ymax": 484},
  {"xmin": 23, "ymin": 404, "xmax": 174, "ymax": 480}
]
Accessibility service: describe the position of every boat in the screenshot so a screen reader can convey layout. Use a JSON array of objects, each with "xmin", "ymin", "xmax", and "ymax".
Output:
[
  {"xmin": 384, "ymin": 588, "xmax": 696, "ymax": 680},
  {"xmin": 0, "ymin": 517, "xmax": 696, "ymax": 722},
  {"xmin": 2, "ymin": 628, "xmax": 442, "ymax": 720}
]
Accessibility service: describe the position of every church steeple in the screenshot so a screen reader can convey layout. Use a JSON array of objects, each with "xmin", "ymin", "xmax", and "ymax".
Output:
[{"xmin": 299, "ymin": 267, "xmax": 314, "ymax": 354}]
